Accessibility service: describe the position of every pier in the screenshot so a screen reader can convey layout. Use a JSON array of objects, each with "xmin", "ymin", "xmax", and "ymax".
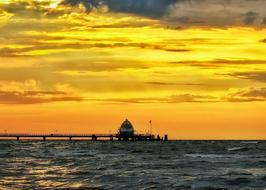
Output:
[
  {"xmin": 0, "ymin": 133, "xmax": 168, "ymax": 141},
  {"xmin": 0, "ymin": 119, "xmax": 168, "ymax": 141}
]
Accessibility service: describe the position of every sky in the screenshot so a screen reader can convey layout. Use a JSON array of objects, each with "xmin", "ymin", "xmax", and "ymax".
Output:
[{"xmin": 0, "ymin": 0, "xmax": 266, "ymax": 139}]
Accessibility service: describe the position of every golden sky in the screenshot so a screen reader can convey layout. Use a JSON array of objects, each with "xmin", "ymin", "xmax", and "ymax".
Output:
[{"xmin": 0, "ymin": 0, "xmax": 266, "ymax": 139}]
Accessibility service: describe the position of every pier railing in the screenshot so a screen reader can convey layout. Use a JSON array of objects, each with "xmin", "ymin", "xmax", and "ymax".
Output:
[
  {"xmin": 0, "ymin": 133, "xmax": 167, "ymax": 141},
  {"xmin": 0, "ymin": 133, "xmax": 117, "ymax": 137}
]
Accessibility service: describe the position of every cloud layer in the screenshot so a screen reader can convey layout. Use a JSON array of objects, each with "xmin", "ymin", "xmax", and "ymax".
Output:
[
  {"xmin": 62, "ymin": 0, "xmax": 266, "ymax": 27},
  {"xmin": 0, "ymin": 90, "xmax": 83, "ymax": 104},
  {"xmin": 1, "ymin": 0, "xmax": 266, "ymax": 28},
  {"xmin": 167, "ymin": 0, "xmax": 266, "ymax": 27},
  {"xmin": 0, "ymin": 0, "xmax": 266, "ymax": 105},
  {"xmin": 64, "ymin": 0, "xmax": 179, "ymax": 17}
]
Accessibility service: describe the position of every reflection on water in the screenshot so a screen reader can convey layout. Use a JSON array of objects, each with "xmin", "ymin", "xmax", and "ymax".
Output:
[{"xmin": 0, "ymin": 141, "xmax": 265, "ymax": 189}]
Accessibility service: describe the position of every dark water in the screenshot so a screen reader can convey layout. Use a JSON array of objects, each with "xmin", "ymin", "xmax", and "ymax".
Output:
[{"xmin": 0, "ymin": 141, "xmax": 265, "ymax": 190}]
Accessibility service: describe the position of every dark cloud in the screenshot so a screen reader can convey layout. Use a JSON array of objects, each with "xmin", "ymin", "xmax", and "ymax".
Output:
[
  {"xmin": 64, "ymin": 0, "xmax": 180, "ymax": 18},
  {"xmin": 167, "ymin": 94, "xmax": 214, "ymax": 103},
  {"xmin": 2, "ymin": 0, "xmax": 266, "ymax": 28},
  {"xmin": 0, "ymin": 42, "xmax": 191, "ymax": 57},
  {"xmin": 63, "ymin": 0, "xmax": 266, "ymax": 27},
  {"xmin": 262, "ymin": 17, "xmax": 266, "ymax": 25},
  {"xmin": 239, "ymin": 88, "xmax": 266, "ymax": 98},
  {"xmin": 170, "ymin": 59, "xmax": 266, "ymax": 68},
  {"xmin": 211, "ymin": 59, "xmax": 266, "ymax": 64},
  {"xmin": 229, "ymin": 71, "xmax": 266, "ymax": 82},
  {"xmin": 0, "ymin": 90, "xmax": 83, "ymax": 104},
  {"xmin": 244, "ymin": 11, "xmax": 258, "ymax": 25},
  {"xmin": 226, "ymin": 87, "xmax": 266, "ymax": 102},
  {"xmin": 167, "ymin": 0, "xmax": 266, "ymax": 28},
  {"xmin": 0, "ymin": 47, "xmax": 26, "ymax": 57}
]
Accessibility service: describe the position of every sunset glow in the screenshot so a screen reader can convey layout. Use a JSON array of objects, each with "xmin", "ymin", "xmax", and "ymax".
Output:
[{"xmin": 0, "ymin": 0, "xmax": 266, "ymax": 139}]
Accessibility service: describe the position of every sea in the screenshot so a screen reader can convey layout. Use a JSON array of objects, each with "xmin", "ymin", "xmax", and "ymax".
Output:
[{"xmin": 0, "ymin": 140, "xmax": 265, "ymax": 190}]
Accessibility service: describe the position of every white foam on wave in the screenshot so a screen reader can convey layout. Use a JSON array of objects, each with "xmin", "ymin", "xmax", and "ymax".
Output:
[
  {"xmin": 184, "ymin": 154, "xmax": 225, "ymax": 158},
  {"xmin": 240, "ymin": 141, "xmax": 259, "ymax": 144},
  {"xmin": 227, "ymin": 147, "xmax": 248, "ymax": 151}
]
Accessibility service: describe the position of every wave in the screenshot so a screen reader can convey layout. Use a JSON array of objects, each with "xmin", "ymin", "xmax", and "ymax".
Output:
[
  {"xmin": 227, "ymin": 147, "xmax": 249, "ymax": 151},
  {"xmin": 226, "ymin": 177, "xmax": 252, "ymax": 185},
  {"xmin": 0, "ymin": 141, "xmax": 265, "ymax": 190},
  {"xmin": 240, "ymin": 141, "xmax": 260, "ymax": 144},
  {"xmin": 224, "ymin": 171, "xmax": 253, "ymax": 176},
  {"xmin": 184, "ymin": 154, "xmax": 225, "ymax": 158}
]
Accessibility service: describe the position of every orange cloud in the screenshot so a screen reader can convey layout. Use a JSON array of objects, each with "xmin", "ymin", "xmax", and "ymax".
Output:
[{"xmin": 0, "ymin": 90, "xmax": 83, "ymax": 104}]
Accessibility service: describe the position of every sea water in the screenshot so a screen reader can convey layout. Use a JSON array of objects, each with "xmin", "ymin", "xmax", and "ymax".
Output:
[{"xmin": 0, "ymin": 140, "xmax": 265, "ymax": 189}]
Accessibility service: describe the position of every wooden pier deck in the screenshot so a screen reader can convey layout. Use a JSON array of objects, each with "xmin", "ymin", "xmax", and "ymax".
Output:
[{"xmin": 0, "ymin": 133, "xmax": 168, "ymax": 141}]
